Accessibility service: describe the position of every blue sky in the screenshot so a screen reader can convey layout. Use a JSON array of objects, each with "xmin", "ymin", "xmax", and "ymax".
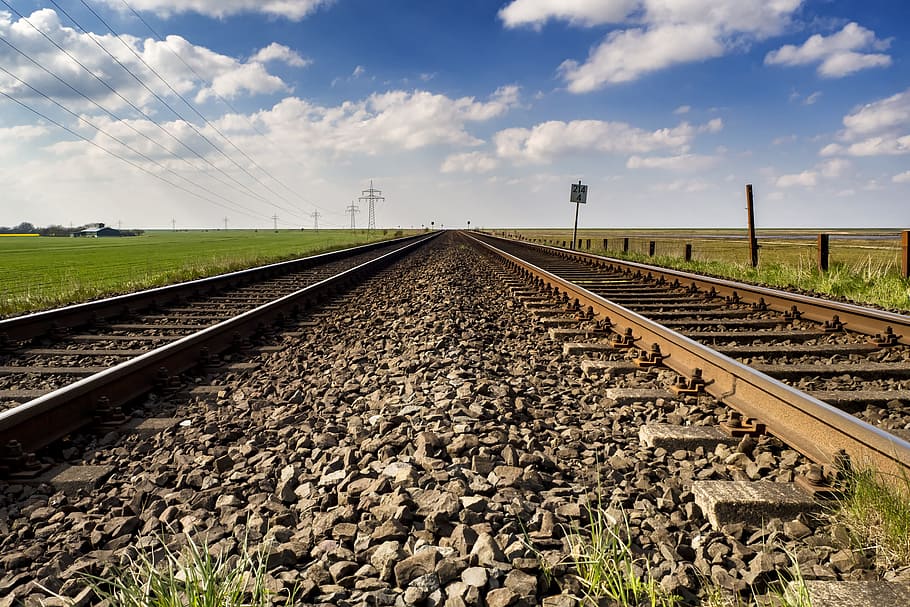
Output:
[{"xmin": 0, "ymin": 0, "xmax": 908, "ymax": 229}]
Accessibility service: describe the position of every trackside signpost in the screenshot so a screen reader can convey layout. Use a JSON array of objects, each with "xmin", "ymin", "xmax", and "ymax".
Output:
[{"xmin": 570, "ymin": 180, "xmax": 587, "ymax": 250}]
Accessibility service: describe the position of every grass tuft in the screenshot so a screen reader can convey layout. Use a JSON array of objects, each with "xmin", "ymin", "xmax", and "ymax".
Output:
[
  {"xmin": 832, "ymin": 467, "xmax": 910, "ymax": 568},
  {"xmin": 45, "ymin": 531, "xmax": 295, "ymax": 607},
  {"xmin": 566, "ymin": 501, "xmax": 680, "ymax": 607}
]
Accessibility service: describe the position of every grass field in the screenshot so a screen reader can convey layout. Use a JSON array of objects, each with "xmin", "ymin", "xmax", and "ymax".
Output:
[
  {"xmin": 503, "ymin": 228, "xmax": 910, "ymax": 311},
  {"xmin": 0, "ymin": 229, "xmax": 407, "ymax": 316}
]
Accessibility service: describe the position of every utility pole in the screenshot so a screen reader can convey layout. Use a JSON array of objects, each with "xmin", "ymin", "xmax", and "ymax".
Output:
[
  {"xmin": 223, "ymin": 217, "xmax": 228, "ymax": 231},
  {"xmin": 171, "ymin": 218, "xmax": 176, "ymax": 231},
  {"xmin": 359, "ymin": 180, "xmax": 385, "ymax": 232},
  {"xmin": 311, "ymin": 210, "xmax": 321, "ymax": 232},
  {"xmin": 272, "ymin": 214, "xmax": 278, "ymax": 232},
  {"xmin": 346, "ymin": 201, "xmax": 360, "ymax": 229}
]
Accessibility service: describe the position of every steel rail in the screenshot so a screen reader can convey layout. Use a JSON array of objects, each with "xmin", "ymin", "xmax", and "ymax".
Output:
[
  {"xmin": 0, "ymin": 234, "xmax": 426, "ymax": 343},
  {"xmin": 0, "ymin": 233, "xmax": 438, "ymax": 458},
  {"xmin": 468, "ymin": 233, "xmax": 910, "ymax": 483},
  {"xmin": 481, "ymin": 235, "xmax": 910, "ymax": 344}
]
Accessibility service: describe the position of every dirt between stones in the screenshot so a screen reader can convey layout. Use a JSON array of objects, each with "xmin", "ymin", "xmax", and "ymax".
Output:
[{"xmin": 0, "ymin": 233, "xmax": 880, "ymax": 606}]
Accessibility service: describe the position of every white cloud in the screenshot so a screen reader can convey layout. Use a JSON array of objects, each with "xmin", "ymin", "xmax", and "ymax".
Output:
[
  {"xmin": 804, "ymin": 91, "xmax": 822, "ymax": 105},
  {"xmin": 99, "ymin": 0, "xmax": 333, "ymax": 21},
  {"xmin": 493, "ymin": 119, "xmax": 710, "ymax": 164},
  {"xmin": 250, "ymin": 43, "xmax": 310, "ymax": 68},
  {"xmin": 498, "ymin": 0, "xmax": 638, "ymax": 29},
  {"xmin": 441, "ymin": 152, "xmax": 499, "ymax": 174},
  {"xmin": 823, "ymin": 88, "xmax": 910, "ymax": 157},
  {"xmin": 352, "ymin": 65, "xmax": 366, "ymax": 78},
  {"xmin": 560, "ymin": 24, "xmax": 725, "ymax": 91},
  {"xmin": 776, "ymin": 171, "xmax": 817, "ymax": 188},
  {"xmin": 253, "ymin": 86, "xmax": 520, "ymax": 155},
  {"xmin": 0, "ymin": 11, "xmax": 295, "ymax": 111},
  {"xmin": 818, "ymin": 157, "xmax": 850, "ymax": 178},
  {"xmin": 673, "ymin": 105, "xmax": 691, "ymax": 115},
  {"xmin": 651, "ymin": 179, "xmax": 711, "ymax": 193},
  {"xmin": 765, "ymin": 23, "xmax": 891, "ymax": 78},
  {"xmin": 512, "ymin": 0, "xmax": 803, "ymax": 91},
  {"xmin": 893, "ymin": 171, "xmax": 910, "ymax": 184},
  {"xmin": 626, "ymin": 153, "xmax": 719, "ymax": 171}
]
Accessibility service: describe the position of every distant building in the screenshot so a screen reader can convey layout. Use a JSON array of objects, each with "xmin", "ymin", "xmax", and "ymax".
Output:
[{"xmin": 74, "ymin": 223, "xmax": 122, "ymax": 237}]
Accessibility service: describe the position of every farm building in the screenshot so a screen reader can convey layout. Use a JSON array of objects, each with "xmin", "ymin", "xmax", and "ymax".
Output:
[{"xmin": 74, "ymin": 223, "xmax": 121, "ymax": 237}]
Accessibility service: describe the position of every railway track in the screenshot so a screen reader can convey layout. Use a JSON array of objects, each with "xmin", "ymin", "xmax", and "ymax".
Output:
[
  {"xmin": 0, "ymin": 233, "xmax": 436, "ymax": 476},
  {"xmin": 2, "ymin": 231, "xmax": 908, "ymax": 606},
  {"xmin": 469, "ymin": 233, "xmax": 910, "ymax": 491}
]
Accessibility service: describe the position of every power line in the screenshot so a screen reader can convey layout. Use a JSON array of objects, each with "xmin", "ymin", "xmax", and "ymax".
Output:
[
  {"xmin": 0, "ymin": 1, "xmax": 278, "ymax": 210},
  {"xmin": 66, "ymin": 0, "xmax": 309, "ymax": 221},
  {"xmin": 0, "ymin": 62, "xmax": 273, "ymax": 222},
  {"xmin": 115, "ymin": 0, "xmax": 347, "ymax": 222},
  {"xmin": 0, "ymin": 89, "xmax": 263, "ymax": 218}
]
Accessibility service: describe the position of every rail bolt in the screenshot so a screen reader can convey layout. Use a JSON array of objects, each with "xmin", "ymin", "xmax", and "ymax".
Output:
[
  {"xmin": 670, "ymin": 368, "xmax": 707, "ymax": 396},
  {"xmin": 633, "ymin": 343, "xmax": 664, "ymax": 368},
  {"xmin": 823, "ymin": 315, "xmax": 845, "ymax": 332},
  {"xmin": 1, "ymin": 440, "xmax": 43, "ymax": 478},
  {"xmin": 752, "ymin": 298, "xmax": 768, "ymax": 311},
  {"xmin": 784, "ymin": 305, "xmax": 802, "ymax": 321},
  {"xmin": 870, "ymin": 326, "xmax": 900, "ymax": 347},
  {"xmin": 727, "ymin": 292, "xmax": 741, "ymax": 304},
  {"xmin": 611, "ymin": 328, "xmax": 636, "ymax": 348}
]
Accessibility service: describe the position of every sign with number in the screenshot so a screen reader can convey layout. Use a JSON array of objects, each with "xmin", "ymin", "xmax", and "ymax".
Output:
[{"xmin": 570, "ymin": 182, "xmax": 588, "ymax": 204}]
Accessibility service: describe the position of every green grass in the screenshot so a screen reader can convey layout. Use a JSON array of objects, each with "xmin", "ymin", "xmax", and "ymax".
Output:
[
  {"xmin": 504, "ymin": 229, "xmax": 910, "ymax": 311},
  {"xmin": 43, "ymin": 530, "xmax": 295, "ymax": 607},
  {"xmin": 832, "ymin": 468, "xmax": 910, "ymax": 568},
  {"xmin": 566, "ymin": 502, "xmax": 680, "ymax": 607},
  {"xmin": 0, "ymin": 229, "xmax": 407, "ymax": 316}
]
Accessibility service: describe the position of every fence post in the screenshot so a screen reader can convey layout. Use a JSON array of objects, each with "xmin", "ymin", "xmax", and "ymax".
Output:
[
  {"xmin": 746, "ymin": 184, "xmax": 759, "ymax": 267},
  {"xmin": 649, "ymin": 241, "xmax": 655, "ymax": 256},
  {"xmin": 685, "ymin": 243, "xmax": 692, "ymax": 261},
  {"xmin": 902, "ymin": 231, "xmax": 909, "ymax": 278},
  {"xmin": 818, "ymin": 234, "xmax": 829, "ymax": 272},
  {"xmin": 623, "ymin": 237, "xmax": 629, "ymax": 253},
  {"xmin": 603, "ymin": 238, "xmax": 608, "ymax": 250}
]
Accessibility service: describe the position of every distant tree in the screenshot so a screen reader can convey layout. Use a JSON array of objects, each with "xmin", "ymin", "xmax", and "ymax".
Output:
[{"xmin": 13, "ymin": 222, "xmax": 36, "ymax": 233}]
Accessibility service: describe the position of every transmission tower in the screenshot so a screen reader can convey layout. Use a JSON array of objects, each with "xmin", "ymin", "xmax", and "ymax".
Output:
[
  {"xmin": 358, "ymin": 180, "xmax": 385, "ymax": 232},
  {"xmin": 311, "ymin": 210, "xmax": 321, "ymax": 231},
  {"xmin": 346, "ymin": 201, "xmax": 360, "ymax": 229},
  {"xmin": 272, "ymin": 214, "xmax": 278, "ymax": 231}
]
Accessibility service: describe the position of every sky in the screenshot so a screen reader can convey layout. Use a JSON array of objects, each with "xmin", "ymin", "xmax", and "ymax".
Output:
[{"xmin": 0, "ymin": 0, "xmax": 908, "ymax": 230}]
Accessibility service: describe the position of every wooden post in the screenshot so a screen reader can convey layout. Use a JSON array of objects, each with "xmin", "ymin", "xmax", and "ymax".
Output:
[
  {"xmin": 623, "ymin": 237, "xmax": 629, "ymax": 253},
  {"xmin": 817, "ymin": 233, "xmax": 829, "ymax": 272},
  {"xmin": 603, "ymin": 238, "xmax": 608, "ymax": 250},
  {"xmin": 902, "ymin": 231, "xmax": 909, "ymax": 278},
  {"xmin": 746, "ymin": 184, "xmax": 758, "ymax": 267},
  {"xmin": 649, "ymin": 241, "xmax": 655, "ymax": 256},
  {"xmin": 685, "ymin": 243, "xmax": 692, "ymax": 261}
]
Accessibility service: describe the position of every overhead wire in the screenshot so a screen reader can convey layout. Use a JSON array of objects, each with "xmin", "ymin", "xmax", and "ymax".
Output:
[
  {"xmin": 0, "ymin": 88, "xmax": 269, "ymax": 220},
  {"xmin": 0, "ymin": 0, "xmax": 278, "ymax": 210},
  {"xmin": 63, "ymin": 0, "xmax": 310, "ymax": 221},
  {"xmin": 0, "ymin": 36, "xmax": 282, "ymax": 212},
  {"xmin": 0, "ymin": 64, "xmax": 277, "ymax": 222},
  {"xmin": 114, "ymin": 0, "xmax": 347, "ymax": 223}
]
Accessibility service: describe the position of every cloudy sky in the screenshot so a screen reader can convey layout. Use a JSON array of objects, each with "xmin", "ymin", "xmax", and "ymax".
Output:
[{"xmin": 0, "ymin": 0, "xmax": 907, "ymax": 229}]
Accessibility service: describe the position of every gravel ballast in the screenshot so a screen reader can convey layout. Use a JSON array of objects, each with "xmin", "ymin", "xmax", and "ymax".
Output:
[{"xmin": 0, "ymin": 233, "xmax": 899, "ymax": 606}]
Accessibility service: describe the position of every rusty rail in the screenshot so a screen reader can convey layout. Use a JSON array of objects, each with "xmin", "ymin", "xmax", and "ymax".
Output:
[
  {"xmin": 485, "ymin": 235, "xmax": 910, "ymax": 345},
  {"xmin": 468, "ymin": 233, "xmax": 910, "ymax": 483},
  {"xmin": 0, "ymin": 234, "xmax": 437, "ymax": 463}
]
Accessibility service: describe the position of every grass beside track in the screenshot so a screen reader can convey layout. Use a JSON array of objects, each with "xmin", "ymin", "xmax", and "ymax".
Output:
[
  {"xmin": 505, "ymin": 229, "xmax": 910, "ymax": 312},
  {"xmin": 0, "ymin": 229, "xmax": 408, "ymax": 317}
]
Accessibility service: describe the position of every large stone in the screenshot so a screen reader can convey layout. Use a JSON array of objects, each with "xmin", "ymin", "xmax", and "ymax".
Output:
[{"xmin": 394, "ymin": 548, "xmax": 440, "ymax": 588}]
